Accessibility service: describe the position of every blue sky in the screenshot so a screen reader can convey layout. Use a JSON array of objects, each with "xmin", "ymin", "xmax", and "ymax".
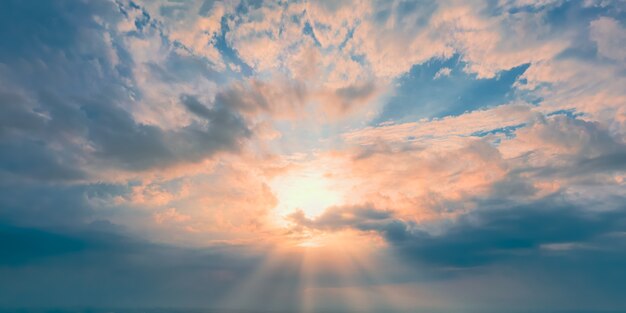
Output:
[
  {"xmin": 1, "ymin": 0, "xmax": 626, "ymax": 312},
  {"xmin": 374, "ymin": 54, "xmax": 529, "ymax": 123}
]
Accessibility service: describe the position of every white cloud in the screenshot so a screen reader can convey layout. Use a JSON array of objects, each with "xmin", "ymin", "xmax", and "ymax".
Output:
[
  {"xmin": 434, "ymin": 67, "xmax": 452, "ymax": 79},
  {"xmin": 590, "ymin": 17, "xmax": 626, "ymax": 61}
]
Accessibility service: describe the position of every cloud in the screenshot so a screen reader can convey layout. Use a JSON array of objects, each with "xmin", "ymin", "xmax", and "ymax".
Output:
[
  {"xmin": 1, "ymin": 0, "xmax": 626, "ymax": 311},
  {"xmin": 0, "ymin": 138, "xmax": 87, "ymax": 182},
  {"xmin": 161, "ymin": 1, "xmax": 229, "ymax": 70},
  {"xmin": 344, "ymin": 103, "xmax": 535, "ymax": 146},
  {"xmin": 287, "ymin": 203, "xmax": 393, "ymax": 232},
  {"xmin": 286, "ymin": 189, "xmax": 626, "ymax": 281},
  {"xmin": 433, "ymin": 67, "xmax": 452, "ymax": 79},
  {"xmin": 347, "ymin": 0, "xmax": 448, "ymax": 78},
  {"xmin": 0, "ymin": 223, "xmax": 87, "ymax": 266},
  {"xmin": 0, "ymin": 220, "xmax": 266, "ymax": 308},
  {"xmin": 383, "ymin": 199, "xmax": 626, "ymax": 268},
  {"xmin": 224, "ymin": 1, "xmax": 309, "ymax": 73},
  {"xmin": 590, "ymin": 16, "xmax": 626, "ymax": 62},
  {"xmin": 318, "ymin": 80, "xmax": 380, "ymax": 117},
  {"xmin": 153, "ymin": 208, "xmax": 190, "ymax": 225},
  {"xmin": 0, "ymin": 0, "xmax": 259, "ymax": 181},
  {"xmin": 312, "ymin": 113, "xmax": 626, "ymax": 246}
]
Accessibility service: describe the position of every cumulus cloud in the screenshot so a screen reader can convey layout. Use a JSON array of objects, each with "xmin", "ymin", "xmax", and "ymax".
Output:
[
  {"xmin": 0, "ymin": 0, "xmax": 264, "ymax": 182},
  {"xmin": 286, "ymin": 112, "xmax": 626, "ymax": 255},
  {"xmin": 385, "ymin": 198, "xmax": 626, "ymax": 268}
]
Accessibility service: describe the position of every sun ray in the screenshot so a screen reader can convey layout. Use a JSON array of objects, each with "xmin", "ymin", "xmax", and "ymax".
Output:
[{"xmin": 219, "ymin": 244, "xmax": 303, "ymax": 312}]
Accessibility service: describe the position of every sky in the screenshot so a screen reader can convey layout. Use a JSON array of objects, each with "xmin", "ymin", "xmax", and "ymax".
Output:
[{"xmin": 1, "ymin": 0, "xmax": 626, "ymax": 312}]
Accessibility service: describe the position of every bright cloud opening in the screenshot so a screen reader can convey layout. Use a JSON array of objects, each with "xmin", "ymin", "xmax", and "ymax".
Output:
[{"xmin": 270, "ymin": 163, "xmax": 346, "ymax": 222}]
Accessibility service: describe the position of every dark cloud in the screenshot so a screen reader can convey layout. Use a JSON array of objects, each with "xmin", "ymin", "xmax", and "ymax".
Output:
[
  {"xmin": 0, "ymin": 139, "xmax": 86, "ymax": 182},
  {"xmin": 213, "ymin": 79, "xmax": 308, "ymax": 117},
  {"xmin": 575, "ymin": 151, "xmax": 626, "ymax": 174},
  {"xmin": 385, "ymin": 200, "xmax": 626, "ymax": 268},
  {"xmin": 288, "ymin": 203, "xmax": 393, "ymax": 232},
  {"xmin": 0, "ymin": 221, "xmax": 263, "ymax": 308},
  {"xmin": 0, "ymin": 0, "xmax": 254, "ymax": 178},
  {"xmin": 0, "ymin": 183, "xmax": 125, "ymax": 229},
  {"xmin": 490, "ymin": 115, "xmax": 626, "ymax": 198},
  {"xmin": 332, "ymin": 81, "xmax": 378, "ymax": 114},
  {"xmin": 0, "ymin": 89, "xmax": 46, "ymax": 138},
  {"xmin": 284, "ymin": 194, "xmax": 626, "ymax": 311},
  {"xmin": 0, "ymin": 176, "xmax": 294, "ymax": 309},
  {"xmin": 0, "ymin": 223, "xmax": 87, "ymax": 266},
  {"xmin": 81, "ymin": 97, "xmax": 174, "ymax": 170},
  {"xmin": 82, "ymin": 93, "xmax": 250, "ymax": 171},
  {"xmin": 291, "ymin": 196, "xmax": 626, "ymax": 272}
]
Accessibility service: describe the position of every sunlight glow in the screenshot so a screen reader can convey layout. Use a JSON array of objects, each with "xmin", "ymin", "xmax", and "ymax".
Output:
[{"xmin": 270, "ymin": 164, "xmax": 345, "ymax": 221}]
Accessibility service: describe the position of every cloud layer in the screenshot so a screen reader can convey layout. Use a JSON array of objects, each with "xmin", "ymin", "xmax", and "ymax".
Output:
[{"xmin": 1, "ymin": 0, "xmax": 626, "ymax": 312}]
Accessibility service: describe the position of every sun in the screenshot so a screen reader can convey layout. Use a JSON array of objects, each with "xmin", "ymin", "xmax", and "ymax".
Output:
[{"xmin": 270, "ymin": 163, "xmax": 345, "ymax": 223}]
